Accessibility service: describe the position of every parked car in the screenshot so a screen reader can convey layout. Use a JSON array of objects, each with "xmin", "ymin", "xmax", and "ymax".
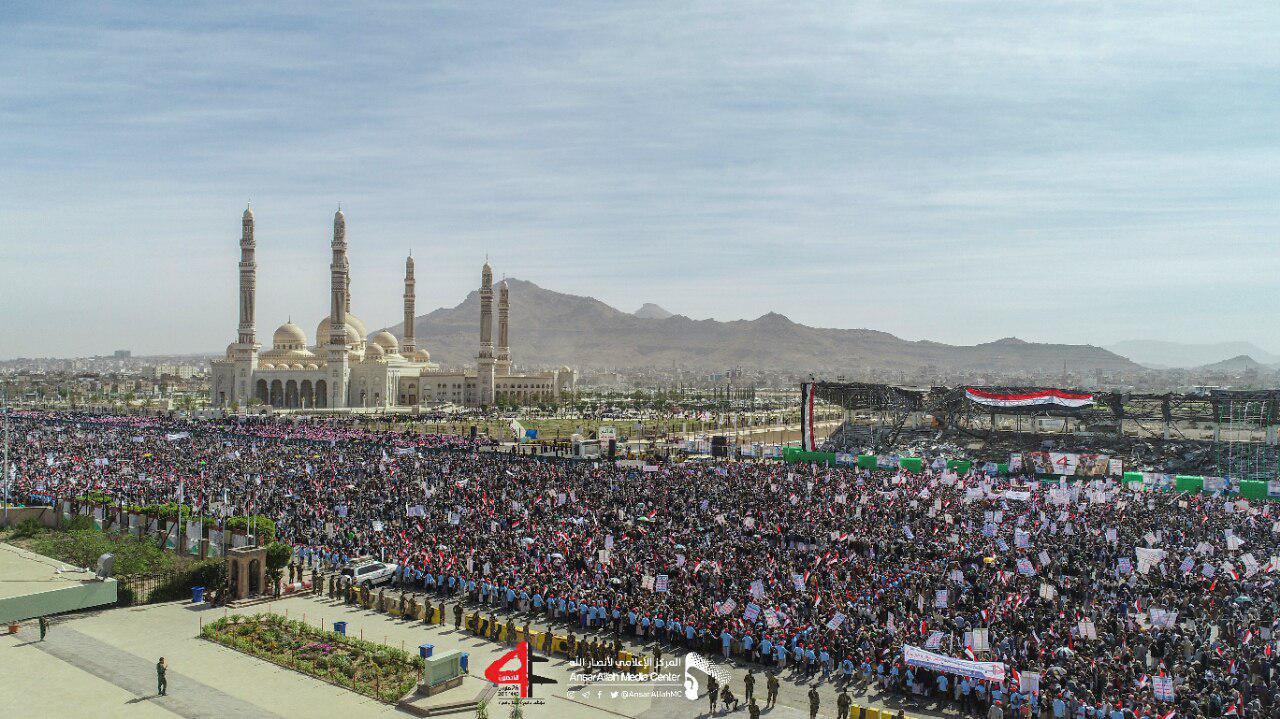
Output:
[{"xmin": 342, "ymin": 559, "xmax": 398, "ymax": 588}]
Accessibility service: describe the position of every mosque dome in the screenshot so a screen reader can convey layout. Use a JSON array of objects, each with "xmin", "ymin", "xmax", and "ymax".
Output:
[
  {"xmin": 344, "ymin": 313, "xmax": 368, "ymax": 341},
  {"xmin": 408, "ymin": 347, "xmax": 431, "ymax": 363},
  {"xmin": 365, "ymin": 342, "xmax": 385, "ymax": 361},
  {"xmin": 259, "ymin": 362, "xmax": 274, "ymax": 370},
  {"xmin": 315, "ymin": 317, "xmax": 363, "ymax": 348},
  {"xmin": 371, "ymin": 330, "xmax": 399, "ymax": 353},
  {"xmin": 273, "ymin": 321, "xmax": 307, "ymax": 349},
  {"xmin": 304, "ymin": 363, "xmax": 319, "ymax": 370},
  {"xmin": 226, "ymin": 343, "xmax": 236, "ymax": 359}
]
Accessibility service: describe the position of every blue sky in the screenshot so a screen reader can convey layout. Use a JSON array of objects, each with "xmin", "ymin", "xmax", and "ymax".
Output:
[{"xmin": 2, "ymin": 1, "xmax": 1278, "ymax": 358}]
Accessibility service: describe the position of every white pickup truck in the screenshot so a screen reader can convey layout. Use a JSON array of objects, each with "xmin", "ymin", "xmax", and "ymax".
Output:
[{"xmin": 342, "ymin": 559, "xmax": 399, "ymax": 588}]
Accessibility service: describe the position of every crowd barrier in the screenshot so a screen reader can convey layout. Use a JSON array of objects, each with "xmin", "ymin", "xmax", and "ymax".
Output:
[{"xmin": 326, "ymin": 584, "xmax": 922, "ymax": 716}]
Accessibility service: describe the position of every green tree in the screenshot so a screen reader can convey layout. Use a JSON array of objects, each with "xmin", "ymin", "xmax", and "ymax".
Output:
[{"xmin": 264, "ymin": 541, "xmax": 292, "ymax": 594}]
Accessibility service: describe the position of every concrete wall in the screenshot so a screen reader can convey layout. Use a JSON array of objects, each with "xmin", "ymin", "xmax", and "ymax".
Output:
[
  {"xmin": 0, "ymin": 506, "xmax": 58, "ymax": 529},
  {"xmin": 0, "ymin": 579, "xmax": 118, "ymax": 624}
]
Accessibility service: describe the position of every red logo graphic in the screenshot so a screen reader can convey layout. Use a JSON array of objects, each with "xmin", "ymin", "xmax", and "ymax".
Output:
[{"xmin": 484, "ymin": 641, "xmax": 554, "ymax": 698}]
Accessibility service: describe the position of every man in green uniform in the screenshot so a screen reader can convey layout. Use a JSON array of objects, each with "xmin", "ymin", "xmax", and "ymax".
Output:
[
  {"xmin": 837, "ymin": 687, "xmax": 852, "ymax": 719},
  {"xmin": 156, "ymin": 657, "xmax": 168, "ymax": 696},
  {"xmin": 766, "ymin": 672, "xmax": 780, "ymax": 708},
  {"xmin": 744, "ymin": 668, "xmax": 756, "ymax": 704},
  {"xmin": 808, "ymin": 685, "xmax": 820, "ymax": 719}
]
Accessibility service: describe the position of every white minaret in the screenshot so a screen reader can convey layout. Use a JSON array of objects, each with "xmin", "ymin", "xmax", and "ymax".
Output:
[
  {"xmin": 477, "ymin": 262, "xmax": 496, "ymax": 405},
  {"xmin": 402, "ymin": 254, "xmax": 416, "ymax": 355},
  {"xmin": 234, "ymin": 204, "xmax": 259, "ymax": 401},
  {"xmin": 328, "ymin": 208, "xmax": 350, "ymax": 408},
  {"xmin": 496, "ymin": 279, "xmax": 511, "ymax": 375}
]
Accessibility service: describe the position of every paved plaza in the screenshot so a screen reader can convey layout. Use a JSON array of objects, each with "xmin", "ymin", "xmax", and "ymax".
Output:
[{"xmin": 0, "ymin": 586, "xmax": 945, "ymax": 719}]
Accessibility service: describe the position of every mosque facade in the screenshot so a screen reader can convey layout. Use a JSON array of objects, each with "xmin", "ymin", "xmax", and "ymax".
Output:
[{"xmin": 209, "ymin": 207, "xmax": 575, "ymax": 410}]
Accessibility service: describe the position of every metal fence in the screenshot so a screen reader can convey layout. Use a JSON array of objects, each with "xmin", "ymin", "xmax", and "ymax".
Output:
[{"xmin": 115, "ymin": 571, "xmax": 179, "ymax": 606}]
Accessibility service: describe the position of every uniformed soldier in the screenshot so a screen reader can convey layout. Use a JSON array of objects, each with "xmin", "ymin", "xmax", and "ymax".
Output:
[
  {"xmin": 749, "ymin": 698, "xmax": 762, "ymax": 719},
  {"xmin": 767, "ymin": 672, "xmax": 780, "ymax": 707},
  {"xmin": 156, "ymin": 657, "xmax": 168, "ymax": 696},
  {"xmin": 38, "ymin": 616, "xmax": 48, "ymax": 641},
  {"xmin": 744, "ymin": 668, "xmax": 756, "ymax": 703},
  {"xmin": 808, "ymin": 685, "xmax": 820, "ymax": 719},
  {"xmin": 837, "ymin": 687, "xmax": 852, "ymax": 719},
  {"xmin": 721, "ymin": 684, "xmax": 739, "ymax": 711},
  {"xmin": 453, "ymin": 602, "xmax": 463, "ymax": 630},
  {"xmin": 708, "ymin": 674, "xmax": 720, "ymax": 713}
]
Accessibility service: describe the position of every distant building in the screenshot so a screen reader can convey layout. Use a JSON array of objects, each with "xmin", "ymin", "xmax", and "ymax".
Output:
[{"xmin": 210, "ymin": 206, "xmax": 575, "ymax": 409}]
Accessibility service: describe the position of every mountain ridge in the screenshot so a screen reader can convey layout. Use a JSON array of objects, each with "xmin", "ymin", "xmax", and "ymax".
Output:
[
  {"xmin": 633, "ymin": 303, "xmax": 675, "ymax": 319},
  {"xmin": 1106, "ymin": 340, "xmax": 1279, "ymax": 368},
  {"xmin": 384, "ymin": 278, "xmax": 1140, "ymax": 373}
]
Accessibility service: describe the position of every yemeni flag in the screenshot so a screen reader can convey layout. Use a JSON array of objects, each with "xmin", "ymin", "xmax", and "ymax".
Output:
[
  {"xmin": 965, "ymin": 388, "xmax": 1093, "ymax": 408},
  {"xmin": 801, "ymin": 382, "xmax": 817, "ymax": 451}
]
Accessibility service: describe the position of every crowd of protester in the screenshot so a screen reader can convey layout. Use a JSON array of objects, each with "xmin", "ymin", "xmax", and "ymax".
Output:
[{"xmin": 5, "ymin": 410, "xmax": 1278, "ymax": 718}]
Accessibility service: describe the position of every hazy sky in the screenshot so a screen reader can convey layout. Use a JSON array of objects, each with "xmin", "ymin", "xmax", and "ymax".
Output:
[{"xmin": 3, "ymin": 2, "xmax": 1278, "ymax": 359}]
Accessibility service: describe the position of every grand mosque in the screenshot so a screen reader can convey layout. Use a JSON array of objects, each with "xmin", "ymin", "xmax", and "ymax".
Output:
[{"xmin": 210, "ymin": 207, "xmax": 575, "ymax": 410}]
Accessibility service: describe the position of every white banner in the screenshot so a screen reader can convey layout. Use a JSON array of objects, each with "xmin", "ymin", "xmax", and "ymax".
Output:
[{"xmin": 903, "ymin": 645, "xmax": 1005, "ymax": 681}]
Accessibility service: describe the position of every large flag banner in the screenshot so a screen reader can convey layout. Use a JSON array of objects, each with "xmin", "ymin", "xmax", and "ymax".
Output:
[
  {"xmin": 800, "ymin": 383, "xmax": 817, "ymax": 451},
  {"xmin": 964, "ymin": 388, "xmax": 1093, "ymax": 408},
  {"xmin": 903, "ymin": 645, "xmax": 1005, "ymax": 681}
]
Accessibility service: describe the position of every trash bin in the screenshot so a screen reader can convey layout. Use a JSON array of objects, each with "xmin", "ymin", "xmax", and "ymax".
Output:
[
  {"xmin": 191, "ymin": 586, "xmax": 205, "ymax": 603},
  {"xmin": 460, "ymin": 652, "xmax": 469, "ymax": 673},
  {"xmin": 419, "ymin": 644, "xmax": 434, "ymax": 659},
  {"xmin": 334, "ymin": 621, "xmax": 347, "ymax": 636}
]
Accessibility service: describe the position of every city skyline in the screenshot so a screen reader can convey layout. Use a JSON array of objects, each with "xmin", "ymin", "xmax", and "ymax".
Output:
[{"xmin": 4, "ymin": 2, "xmax": 1279, "ymax": 358}]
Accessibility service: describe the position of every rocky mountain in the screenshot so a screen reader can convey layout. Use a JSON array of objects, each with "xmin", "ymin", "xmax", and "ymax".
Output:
[
  {"xmin": 633, "ymin": 303, "xmax": 675, "ymax": 320},
  {"xmin": 1197, "ymin": 355, "xmax": 1264, "ymax": 373},
  {"xmin": 1106, "ymin": 340, "xmax": 1280, "ymax": 368},
  {"xmin": 385, "ymin": 278, "xmax": 1140, "ymax": 373}
]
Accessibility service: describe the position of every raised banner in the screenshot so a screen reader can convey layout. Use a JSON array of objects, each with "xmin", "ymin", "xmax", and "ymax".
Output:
[
  {"xmin": 1024, "ymin": 452, "xmax": 1111, "ymax": 477},
  {"xmin": 964, "ymin": 388, "xmax": 1093, "ymax": 408},
  {"xmin": 903, "ymin": 645, "xmax": 1005, "ymax": 681},
  {"xmin": 1152, "ymin": 675, "xmax": 1175, "ymax": 702},
  {"xmin": 800, "ymin": 383, "xmax": 817, "ymax": 451}
]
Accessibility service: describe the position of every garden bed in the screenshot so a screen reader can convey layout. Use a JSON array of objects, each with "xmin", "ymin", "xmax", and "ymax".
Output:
[{"xmin": 201, "ymin": 613, "xmax": 424, "ymax": 703}]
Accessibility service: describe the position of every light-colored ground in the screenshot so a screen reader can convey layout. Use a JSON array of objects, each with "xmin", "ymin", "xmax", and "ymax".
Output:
[
  {"xmin": 0, "ymin": 590, "xmax": 943, "ymax": 718},
  {"xmin": 0, "ymin": 627, "xmax": 179, "ymax": 718},
  {"xmin": 0, "ymin": 539, "xmax": 98, "ymax": 600}
]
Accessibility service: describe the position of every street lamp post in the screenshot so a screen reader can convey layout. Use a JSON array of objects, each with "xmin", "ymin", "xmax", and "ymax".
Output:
[{"xmin": 2, "ymin": 390, "xmax": 10, "ymax": 527}]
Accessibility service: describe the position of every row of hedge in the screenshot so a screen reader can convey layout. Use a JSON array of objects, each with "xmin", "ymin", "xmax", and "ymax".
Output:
[{"xmin": 65, "ymin": 497, "xmax": 277, "ymax": 542}]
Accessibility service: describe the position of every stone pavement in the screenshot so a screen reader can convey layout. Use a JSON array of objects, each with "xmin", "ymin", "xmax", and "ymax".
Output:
[{"xmin": 17, "ymin": 623, "xmax": 284, "ymax": 718}]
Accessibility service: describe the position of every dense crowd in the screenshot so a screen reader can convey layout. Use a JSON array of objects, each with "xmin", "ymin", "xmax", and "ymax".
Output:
[{"xmin": 6, "ymin": 410, "xmax": 1278, "ymax": 718}]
